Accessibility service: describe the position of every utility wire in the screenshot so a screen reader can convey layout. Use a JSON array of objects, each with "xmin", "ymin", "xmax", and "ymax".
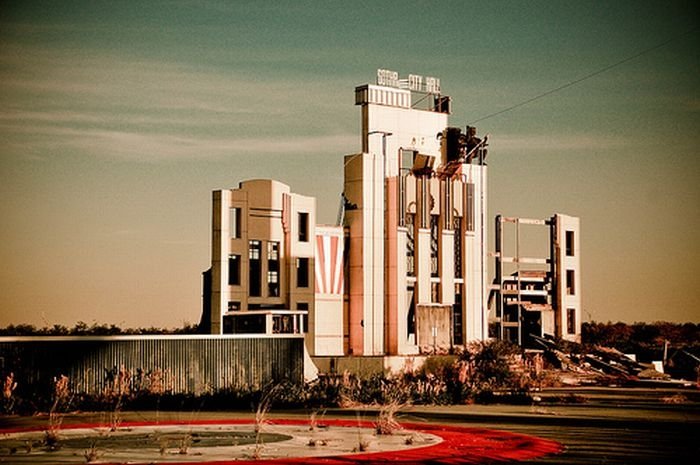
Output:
[{"xmin": 468, "ymin": 26, "xmax": 698, "ymax": 125}]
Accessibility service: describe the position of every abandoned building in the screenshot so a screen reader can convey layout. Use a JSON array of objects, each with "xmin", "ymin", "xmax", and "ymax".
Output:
[
  {"xmin": 201, "ymin": 69, "xmax": 582, "ymax": 369},
  {"xmin": 0, "ymin": 71, "xmax": 582, "ymax": 395},
  {"xmin": 490, "ymin": 214, "xmax": 581, "ymax": 347}
]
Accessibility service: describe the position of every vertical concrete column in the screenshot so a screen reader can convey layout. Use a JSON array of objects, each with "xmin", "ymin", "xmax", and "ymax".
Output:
[
  {"xmin": 211, "ymin": 190, "xmax": 231, "ymax": 334},
  {"xmin": 416, "ymin": 176, "xmax": 431, "ymax": 305},
  {"xmin": 385, "ymin": 176, "xmax": 399, "ymax": 355}
]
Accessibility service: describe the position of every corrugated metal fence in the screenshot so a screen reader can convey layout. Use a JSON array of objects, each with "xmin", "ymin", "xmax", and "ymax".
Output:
[{"xmin": 0, "ymin": 335, "xmax": 303, "ymax": 395}]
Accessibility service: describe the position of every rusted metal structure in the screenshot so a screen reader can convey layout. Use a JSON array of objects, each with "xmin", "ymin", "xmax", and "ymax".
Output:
[{"xmin": 0, "ymin": 335, "xmax": 303, "ymax": 396}]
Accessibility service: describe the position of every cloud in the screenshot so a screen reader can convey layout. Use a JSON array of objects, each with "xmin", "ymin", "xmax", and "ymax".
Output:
[
  {"xmin": 0, "ymin": 40, "xmax": 361, "ymax": 162},
  {"xmin": 490, "ymin": 133, "xmax": 632, "ymax": 153},
  {"xmin": 0, "ymin": 121, "xmax": 356, "ymax": 161}
]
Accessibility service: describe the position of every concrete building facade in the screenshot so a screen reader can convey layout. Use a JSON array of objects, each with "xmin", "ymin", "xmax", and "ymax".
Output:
[
  {"xmin": 201, "ymin": 70, "xmax": 581, "ymax": 364},
  {"xmin": 343, "ymin": 79, "xmax": 489, "ymax": 356},
  {"xmin": 204, "ymin": 179, "xmax": 314, "ymax": 340}
]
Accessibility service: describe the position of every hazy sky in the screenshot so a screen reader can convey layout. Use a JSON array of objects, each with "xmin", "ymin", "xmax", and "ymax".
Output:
[{"xmin": 1, "ymin": 1, "xmax": 698, "ymax": 328}]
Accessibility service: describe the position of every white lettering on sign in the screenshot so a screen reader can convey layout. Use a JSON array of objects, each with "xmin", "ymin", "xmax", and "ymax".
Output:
[
  {"xmin": 376, "ymin": 69, "xmax": 441, "ymax": 94},
  {"xmin": 425, "ymin": 76, "xmax": 441, "ymax": 93},
  {"xmin": 408, "ymin": 74, "xmax": 423, "ymax": 91},
  {"xmin": 377, "ymin": 69, "xmax": 399, "ymax": 88}
]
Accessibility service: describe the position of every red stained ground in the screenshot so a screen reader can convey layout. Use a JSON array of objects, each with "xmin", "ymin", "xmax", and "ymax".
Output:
[{"xmin": 2, "ymin": 418, "xmax": 563, "ymax": 464}]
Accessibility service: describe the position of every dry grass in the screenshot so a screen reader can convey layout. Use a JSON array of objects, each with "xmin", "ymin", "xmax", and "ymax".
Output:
[
  {"xmin": 178, "ymin": 434, "xmax": 192, "ymax": 455},
  {"xmin": 661, "ymin": 394, "xmax": 688, "ymax": 404},
  {"xmin": 45, "ymin": 374, "xmax": 71, "ymax": 449}
]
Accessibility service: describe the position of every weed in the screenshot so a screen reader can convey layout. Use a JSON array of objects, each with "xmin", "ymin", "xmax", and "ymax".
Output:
[
  {"xmin": 178, "ymin": 434, "xmax": 192, "ymax": 455},
  {"xmin": 375, "ymin": 398, "xmax": 404, "ymax": 435},
  {"xmin": 2, "ymin": 372, "xmax": 18, "ymax": 414},
  {"xmin": 83, "ymin": 442, "xmax": 100, "ymax": 462},
  {"xmin": 45, "ymin": 374, "xmax": 71, "ymax": 450},
  {"xmin": 254, "ymin": 383, "xmax": 281, "ymax": 433},
  {"xmin": 354, "ymin": 436, "xmax": 370, "ymax": 452}
]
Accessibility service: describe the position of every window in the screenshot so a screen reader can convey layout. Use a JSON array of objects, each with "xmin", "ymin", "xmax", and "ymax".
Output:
[
  {"xmin": 227, "ymin": 301, "xmax": 240, "ymax": 312},
  {"xmin": 267, "ymin": 271, "xmax": 279, "ymax": 296},
  {"xmin": 296, "ymin": 257, "xmax": 309, "ymax": 288},
  {"xmin": 298, "ymin": 302, "xmax": 309, "ymax": 333},
  {"xmin": 228, "ymin": 255, "xmax": 241, "ymax": 285},
  {"xmin": 430, "ymin": 215, "xmax": 439, "ymax": 277},
  {"xmin": 453, "ymin": 284, "xmax": 463, "ymax": 345},
  {"xmin": 273, "ymin": 315, "xmax": 294, "ymax": 334},
  {"xmin": 466, "ymin": 183, "xmax": 475, "ymax": 232},
  {"xmin": 567, "ymin": 308, "xmax": 576, "ymax": 334},
  {"xmin": 405, "ymin": 213, "xmax": 415, "ymax": 276},
  {"xmin": 267, "ymin": 242, "xmax": 280, "ymax": 297},
  {"xmin": 249, "ymin": 240, "xmax": 262, "ymax": 296},
  {"xmin": 431, "ymin": 282, "xmax": 440, "ymax": 303},
  {"xmin": 566, "ymin": 230, "xmax": 575, "ymax": 256},
  {"xmin": 298, "ymin": 212, "xmax": 309, "ymax": 242},
  {"xmin": 453, "ymin": 216, "xmax": 462, "ymax": 278},
  {"xmin": 566, "ymin": 269, "xmax": 575, "ymax": 295},
  {"xmin": 230, "ymin": 207, "xmax": 242, "ymax": 239}
]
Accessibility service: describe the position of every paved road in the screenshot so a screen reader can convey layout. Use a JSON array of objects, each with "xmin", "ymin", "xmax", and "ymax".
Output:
[{"xmin": 390, "ymin": 387, "xmax": 700, "ymax": 464}]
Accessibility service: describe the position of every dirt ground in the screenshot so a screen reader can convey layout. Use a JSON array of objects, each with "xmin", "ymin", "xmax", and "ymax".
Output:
[{"xmin": 1, "ymin": 386, "xmax": 698, "ymax": 464}]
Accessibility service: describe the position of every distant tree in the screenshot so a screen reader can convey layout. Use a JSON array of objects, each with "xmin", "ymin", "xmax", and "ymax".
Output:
[
  {"xmin": 0, "ymin": 321, "xmax": 199, "ymax": 336},
  {"xmin": 582, "ymin": 321, "xmax": 700, "ymax": 361}
]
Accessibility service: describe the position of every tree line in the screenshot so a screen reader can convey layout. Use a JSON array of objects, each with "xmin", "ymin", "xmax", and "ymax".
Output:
[{"xmin": 0, "ymin": 321, "xmax": 200, "ymax": 336}]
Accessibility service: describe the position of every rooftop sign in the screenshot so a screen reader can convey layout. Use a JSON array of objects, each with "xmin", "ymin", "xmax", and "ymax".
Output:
[{"xmin": 377, "ymin": 68, "xmax": 441, "ymax": 94}]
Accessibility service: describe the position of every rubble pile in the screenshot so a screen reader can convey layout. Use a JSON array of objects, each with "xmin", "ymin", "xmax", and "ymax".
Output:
[{"xmin": 530, "ymin": 336, "xmax": 675, "ymax": 387}]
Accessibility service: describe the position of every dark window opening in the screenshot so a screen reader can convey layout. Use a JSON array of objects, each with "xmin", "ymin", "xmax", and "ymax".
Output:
[
  {"xmin": 298, "ymin": 212, "xmax": 309, "ymax": 242},
  {"xmin": 232, "ymin": 315, "xmax": 265, "ymax": 334},
  {"xmin": 453, "ymin": 285, "xmax": 463, "ymax": 345},
  {"xmin": 406, "ymin": 288, "xmax": 415, "ymax": 336},
  {"xmin": 566, "ymin": 230, "xmax": 575, "ymax": 256},
  {"xmin": 297, "ymin": 257, "xmax": 309, "ymax": 288},
  {"xmin": 453, "ymin": 216, "xmax": 462, "ymax": 278},
  {"xmin": 567, "ymin": 308, "xmax": 576, "ymax": 334},
  {"xmin": 566, "ymin": 269, "xmax": 575, "ymax": 295},
  {"xmin": 249, "ymin": 240, "xmax": 262, "ymax": 297},
  {"xmin": 223, "ymin": 315, "xmax": 234, "ymax": 334},
  {"xmin": 267, "ymin": 242, "xmax": 280, "ymax": 297},
  {"xmin": 228, "ymin": 255, "xmax": 241, "ymax": 285},
  {"xmin": 406, "ymin": 213, "xmax": 415, "ymax": 276},
  {"xmin": 227, "ymin": 301, "xmax": 240, "ymax": 312},
  {"xmin": 430, "ymin": 215, "xmax": 439, "ymax": 277},
  {"xmin": 230, "ymin": 207, "xmax": 242, "ymax": 239},
  {"xmin": 466, "ymin": 183, "xmax": 475, "ymax": 232}
]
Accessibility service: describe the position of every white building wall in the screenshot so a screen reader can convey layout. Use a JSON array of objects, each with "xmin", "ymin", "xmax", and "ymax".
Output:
[
  {"xmin": 462, "ymin": 164, "xmax": 488, "ymax": 342},
  {"xmin": 555, "ymin": 214, "xmax": 581, "ymax": 342}
]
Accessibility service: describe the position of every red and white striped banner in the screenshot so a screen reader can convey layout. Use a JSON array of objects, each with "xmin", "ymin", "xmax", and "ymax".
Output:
[{"xmin": 315, "ymin": 233, "xmax": 343, "ymax": 295}]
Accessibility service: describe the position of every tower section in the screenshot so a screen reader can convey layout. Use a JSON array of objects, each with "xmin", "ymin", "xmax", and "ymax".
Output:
[{"xmin": 343, "ymin": 69, "xmax": 489, "ymax": 356}]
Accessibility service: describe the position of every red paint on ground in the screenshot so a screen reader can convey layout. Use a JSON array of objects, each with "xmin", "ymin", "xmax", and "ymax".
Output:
[{"xmin": 2, "ymin": 418, "xmax": 563, "ymax": 464}]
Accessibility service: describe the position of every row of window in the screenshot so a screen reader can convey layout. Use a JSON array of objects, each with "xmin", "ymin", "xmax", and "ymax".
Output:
[
  {"xmin": 228, "ymin": 240, "xmax": 309, "ymax": 297},
  {"xmin": 230, "ymin": 208, "xmax": 310, "ymax": 243},
  {"xmin": 405, "ymin": 213, "xmax": 472, "ymax": 279}
]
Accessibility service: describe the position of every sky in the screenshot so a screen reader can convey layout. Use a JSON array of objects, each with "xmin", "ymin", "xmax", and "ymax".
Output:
[{"xmin": 0, "ymin": 0, "xmax": 698, "ymax": 328}]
